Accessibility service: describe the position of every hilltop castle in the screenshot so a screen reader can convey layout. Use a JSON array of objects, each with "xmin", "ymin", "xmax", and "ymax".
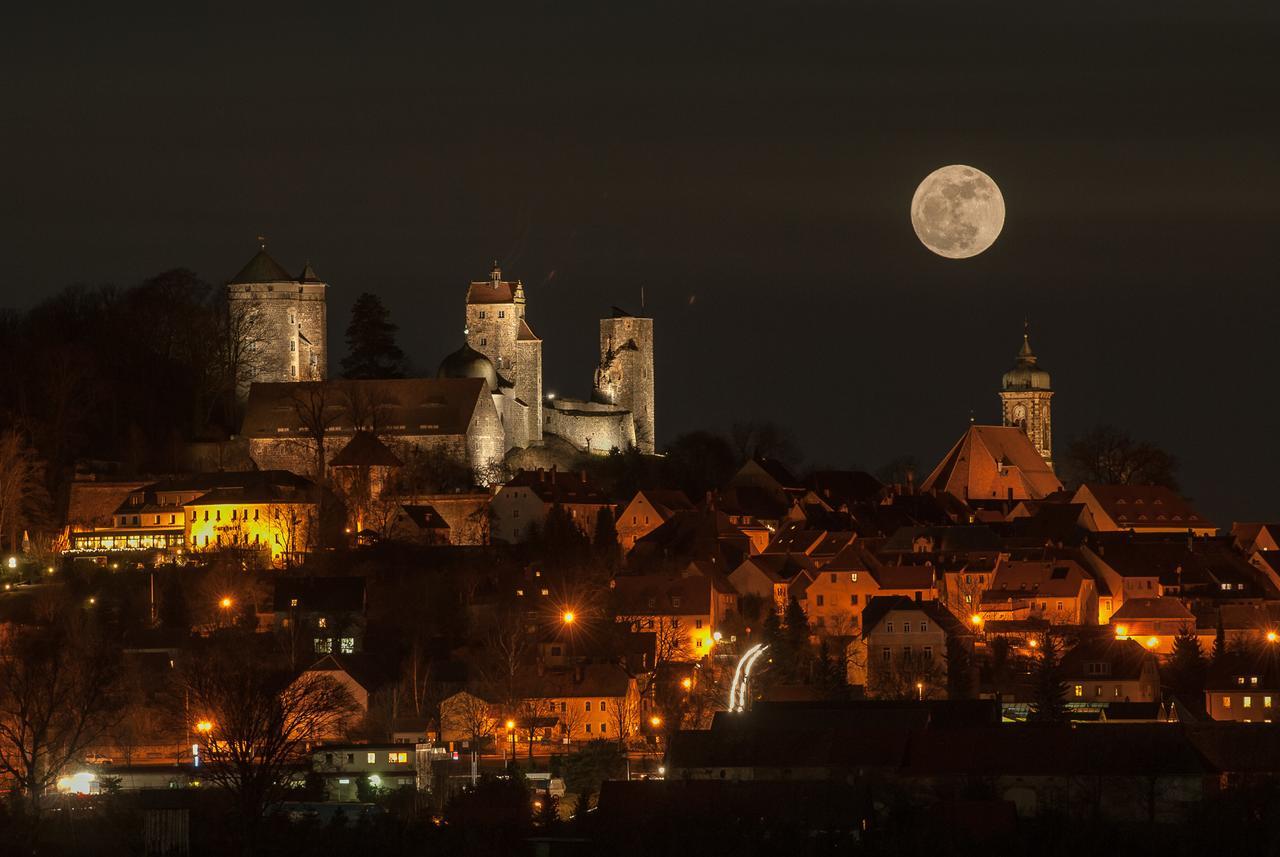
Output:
[{"xmin": 232, "ymin": 249, "xmax": 655, "ymax": 481}]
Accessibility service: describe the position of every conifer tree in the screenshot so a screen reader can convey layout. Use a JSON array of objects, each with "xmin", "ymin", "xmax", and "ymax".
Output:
[
  {"xmin": 1166, "ymin": 624, "xmax": 1207, "ymax": 707},
  {"xmin": 341, "ymin": 293, "xmax": 406, "ymax": 379},
  {"xmin": 1027, "ymin": 631, "xmax": 1068, "ymax": 724}
]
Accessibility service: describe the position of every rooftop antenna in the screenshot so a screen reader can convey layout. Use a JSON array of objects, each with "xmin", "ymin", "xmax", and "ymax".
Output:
[
  {"xmin": 969, "ymin": 408, "xmax": 975, "ymax": 425},
  {"xmin": 257, "ymin": 235, "xmax": 267, "ymax": 249}
]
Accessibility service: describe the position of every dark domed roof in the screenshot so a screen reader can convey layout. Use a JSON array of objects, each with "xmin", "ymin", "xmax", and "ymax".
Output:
[
  {"xmin": 229, "ymin": 248, "xmax": 296, "ymax": 285},
  {"xmin": 437, "ymin": 342, "xmax": 505, "ymax": 392},
  {"xmin": 1002, "ymin": 333, "xmax": 1051, "ymax": 391}
]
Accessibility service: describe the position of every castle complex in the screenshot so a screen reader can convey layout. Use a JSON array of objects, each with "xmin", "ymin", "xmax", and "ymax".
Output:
[{"xmin": 232, "ymin": 249, "xmax": 655, "ymax": 481}]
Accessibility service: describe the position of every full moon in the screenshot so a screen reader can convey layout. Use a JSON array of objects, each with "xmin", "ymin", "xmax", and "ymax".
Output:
[{"xmin": 910, "ymin": 165, "xmax": 1005, "ymax": 259}]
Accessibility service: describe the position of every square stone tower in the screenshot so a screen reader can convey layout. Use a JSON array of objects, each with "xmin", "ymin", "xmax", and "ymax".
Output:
[
  {"xmin": 465, "ymin": 263, "xmax": 524, "ymax": 376},
  {"xmin": 594, "ymin": 308, "xmax": 655, "ymax": 454},
  {"xmin": 226, "ymin": 247, "xmax": 327, "ymax": 397}
]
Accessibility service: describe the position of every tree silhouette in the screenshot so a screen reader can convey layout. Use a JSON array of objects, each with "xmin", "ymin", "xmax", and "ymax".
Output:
[
  {"xmin": 1027, "ymin": 631, "xmax": 1068, "ymax": 724},
  {"xmin": 341, "ymin": 293, "xmax": 406, "ymax": 379}
]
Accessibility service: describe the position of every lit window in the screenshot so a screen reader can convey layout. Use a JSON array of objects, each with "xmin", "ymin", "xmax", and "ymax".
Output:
[
  {"xmin": 1238, "ymin": 677, "xmax": 1246, "ymax": 685},
  {"xmin": 290, "ymin": 598, "xmax": 298, "ymax": 607},
  {"xmin": 340, "ymin": 638, "xmax": 355, "ymax": 654},
  {"xmin": 367, "ymin": 752, "xmax": 375, "ymax": 764},
  {"xmin": 388, "ymin": 752, "xmax": 408, "ymax": 764},
  {"xmin": 1223, "ymin": 696, "xmax": 1231, "ymax": 708},
  {"xmin": 1244, "ymin": 696, "xmax": 1253, "ymax": 708},
  {"xmin": 315, "ymin": 639, "xmax": 332, "ymax": 654},
  {"xmin": 1266, "ymin": 697, "xmax": 1273, "ymax": 708},
  {"xmin": 850, "ymin": 573, "xmax": 858, "ymax": 582},
  {"xmin": 1074, "ymin": 685, "xmax": 1083, "ymax": 698},
  {"xmin": 317, "ymin": 617, "xmax": 327, "ymax": 629}
]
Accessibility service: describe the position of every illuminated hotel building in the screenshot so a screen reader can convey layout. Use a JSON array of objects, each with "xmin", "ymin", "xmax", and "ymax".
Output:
[{"xmin": 66, "ymin": 471, "xmax": 321, "ymax": 566}]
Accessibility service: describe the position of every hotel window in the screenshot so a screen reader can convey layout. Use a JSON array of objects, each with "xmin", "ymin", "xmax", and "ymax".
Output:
[
  {"xmin": 367, "ymin": 752, "xmax": 376, "ymax": 764},
  {"xmin": 1074, "ymin": 685, "xmax": 1083, "ymax": 698},
  {"xmin": 1244, "ymin": 696, "xmax": 1253, "ymax": 708}
]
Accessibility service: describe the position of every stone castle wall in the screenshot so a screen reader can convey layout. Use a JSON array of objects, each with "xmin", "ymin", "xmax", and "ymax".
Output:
[
  {"xmin": 466, "ymin": 301, "xmax": 519, "ymax": 374},
  {"xmin": 515, "ymin": 339, "xmax": 543, "ymax": 443},
  {"xmin": 545, "ymin": 400, "xmax": 636, "ymax": 454},
  {"xmin": 228, "ymin": 282, "xmax": 327, "ymax": 392},
  {"xmin": 596, "ymin": 316, "xmax": 655, "ymax": 454}
]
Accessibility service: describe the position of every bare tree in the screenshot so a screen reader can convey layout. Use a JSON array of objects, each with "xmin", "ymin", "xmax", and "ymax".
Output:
[
  {"xmin": 441, "ymin": 691, "xmax": 498, "ymax": 750},
  {"xmin": 0, "ymin": 619, "xmax": 119, "ymax": 822},
  {"xmin": 1062, "ymin": 425, "xmax": 1179, "ymax": 489},
  {"xmin": 184, "ymin": 639, "xmax": 358, "ymax": 854},
  {"xmin": 486, "ymin": 610, "xmax": 534, "ymax": 709},
  {"xmin": 283, "ymin": 383, "xmax": 344, "ymax": 481},
  {"xmin": 866, "ymin": 650, "xmax": 946, "ymax": 700},
  {"xmin": 219, "ymin": 294, "xmax": 273, "ymax": 405}
]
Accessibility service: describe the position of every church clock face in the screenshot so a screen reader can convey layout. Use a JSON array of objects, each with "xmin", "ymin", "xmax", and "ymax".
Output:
[{"xmin": 1011, "ymin": 403, "xmax": 1027, "ymax": 422}]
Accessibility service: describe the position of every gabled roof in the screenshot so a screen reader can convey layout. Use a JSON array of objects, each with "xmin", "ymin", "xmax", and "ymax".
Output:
[
  {"xmin": 1110, "ymin": 596, "xmax": 1195, "ymax": 622},
  {"xmin": 516, "ymin": 319, "xmax": 540, "ymax": 341},
  {"xmin": 631, "ymin": 509, "xmax": 752, "ymax": 569},
  {"xmin": 242, "ymin": 378, "xmax": 487, "ymax": 440},
  {"xmin": 465, "ymin": 268, "xmax": 522, "ymax": 304},
  {"xmin": 1059, "ymin": 638, "xmax": 1156, "ymax": 682},
  {"xmin": 880, "ymin": 525, "xmax": 1002, "ymax": 554},
  {"xmin": 502, "ymin": 468, "xmax": 612, "ymax": 505},
  {"xmin": 986, "ymin": 559, "xmax": 1093, "ymax": 599},
  {"xmin": 329, "ymin": 431, "xmax": 404, "ymax": 468},
  {"xmin": 627, "ymin": 489, "xmax": 695, "ymax": 520},
  {"xmin": 399, "ymin": 504, "xmax": 450, "ymax": 531},
  {"xmin": 1075, "ymin": 483, "xmax": 1213, "ymax": 530},
  {"xmin": 806, "ymin": 470, "xmax": 885, "ymax": 507},
  {"xmin": 67, "ymin": 481, "xmax": 151, "ymax": 526},
  {"xmin": 732, "ymin": 552, "xmax": 818, "ymax": 584},
  {"xmin": 230, "ymin": 248, "xmax": 297, "ymax": 284},
  {"xmin": 304, "ymin": 653, "xmax": 396, "ymax": 693},
  {"xmin": 860, "ymin": 596, "xmax": 969, "ymax": 639},
  {"xmin": 612, "ymin": 571, "xmax": 714, "ymax": 616},
  {"xmin": 921, "ymin": 425, "xmax": 1061, "ymax": 503}
]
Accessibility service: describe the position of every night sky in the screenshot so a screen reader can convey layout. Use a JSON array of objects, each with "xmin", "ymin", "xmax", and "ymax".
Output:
[{"xmin": 4, "ymin": 2, "xmax": 1278, "ymax": 523}]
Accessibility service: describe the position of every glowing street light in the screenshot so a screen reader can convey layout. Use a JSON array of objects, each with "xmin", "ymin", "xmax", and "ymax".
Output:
[
  {"xmin": 219, "ymin": 597, "xmax": 233, "ymax": 610},
  {"xmin": 649, "ymin": 716, "xmax": 662, "ymax": 728},
  {"xmin": 1115, "ymin": 625, "xmax": 1129, "ymax": 640},
  {"xmin": 681, "ymin": 677, "xmax": 693, "ymax": 691},
  {"xmin": 562, "ymin": 611, "xmax": 576, "ymax": 625},
  {"xmin": 1146, "ymin": 637, "xmax": 1159, "ymax": 649},
  {"xmin": 969, "ymin": 614, "xmax": 983, "ymax": 627},
  {"xmin": 1267, "ymin": 631, "xmax": 1278, "ymax": 643},
  {"xmin": 195, "ymin": 720, "xmax": 213, "ymax": 734},
  {"xmin": 5, "ymin": 556, "xmax": 16, "ymax": 570},
  {"xmin": 916, "ymin": 681, "xmax": 924, "ymax": 701}
]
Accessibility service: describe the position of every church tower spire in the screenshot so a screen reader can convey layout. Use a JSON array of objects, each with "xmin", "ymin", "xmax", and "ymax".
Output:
[{"xmin": 1000, "ymin": 322, "xmax": 1054, "ymax": 469}]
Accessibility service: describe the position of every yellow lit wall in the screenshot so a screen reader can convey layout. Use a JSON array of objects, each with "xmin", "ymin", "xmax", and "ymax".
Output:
[{"xmin": 184, "ymin": 501, "xmax": 316, "ymax": 565}]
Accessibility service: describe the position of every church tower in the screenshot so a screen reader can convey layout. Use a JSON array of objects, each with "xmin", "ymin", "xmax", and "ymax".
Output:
[
  {"xmin": 594, "ymin": 308, "xmax": 655, "ymax": 455},
  {"xmin": 226, "ymin": 245, "xmax": 328, "ymax": 398},
  {"xmin": 1000, "ymin": 325, "xmax": 1053, "ymax": 469}
]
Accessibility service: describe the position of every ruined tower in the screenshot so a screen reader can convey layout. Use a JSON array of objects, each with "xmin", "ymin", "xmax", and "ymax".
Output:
[
  {"xmin": 226, "ymin": 246, "xmax": 327, "ymax": 397},
  {"xmin": 1000, "ymin": 325, "xmax": 1053, "ymax": 469},
  {"xmin": 594, "ymin": 308, "xmax": 655, "ymax": 455}
]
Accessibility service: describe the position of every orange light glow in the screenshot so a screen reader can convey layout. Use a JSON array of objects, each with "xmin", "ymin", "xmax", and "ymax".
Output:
[
  {"xmin": 219, "ymin": 597, "xmax": 233, "ymax": 609},
  {"xmin": 650, "ymin": 716, "xmax": 662, "ymax": 728},
  {"xmin": 195, "ymin": 720, "xmax": 213, "ymax": 734},
  {"xmin": 1115, "ymin": 625, "xmax": 1129, "ymax": 639},
  {"xmin": 969, "ymin": 614, "xmax": 982, "ymax": 626},
  {"xmin": 562, "ymin": 611, "xmax": 576, "ymax": 624},
  {"xmin": 1267, "ymin": 631, "xmax": 1278, "ymax": 643},
  {"xmin": 505, "ymin": 719, "xmax": 515, "ymax": 731},
  {"xmin": 681, "ymin": 677, "xmax": 693, "ymax": 691},
  {"xmin": 1146, "ymin": 637, "xmax": 1159, "ymax": 649},
  {"xmin": 1029, "ymin": 639, "xmax": 1038, "ymax": 649}
]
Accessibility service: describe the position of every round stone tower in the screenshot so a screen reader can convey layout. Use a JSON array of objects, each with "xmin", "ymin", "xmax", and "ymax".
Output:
[{"xmin": 594, "ymin": 307, "xmax": 655, "ymax": 455}]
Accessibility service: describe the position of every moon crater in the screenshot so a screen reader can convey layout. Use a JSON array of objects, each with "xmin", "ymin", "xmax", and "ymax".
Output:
[{"xmin": 911, "ymin": 165, "xmax": 1005, "ymax": 259}]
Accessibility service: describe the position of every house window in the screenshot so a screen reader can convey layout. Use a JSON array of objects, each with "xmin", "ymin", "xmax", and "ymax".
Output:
[
  {"xmin": 290, "ymin": 598, "xmax": 298, "ymax": 607},
  {"xmin": 479, "ymin": 311, "xmax": 486, "ymax": 319},
  {"xmin": 1114, "ymin": 686, "xmax": 1121, "ymax": 697},
  {"xmin": 1238, "ymin": 677, "xmax": 1246, "ymax": 685},
  {"xmin": 315, "ymin": 639, "xmax": 332, "ymax": 653},
  {"xmin": 367, "ymin": 752, "xmax": 376, "ymax": 764},
  {"xmin": 830, "ymin": 573, "xmax": 837, "ymax": 583},
  {"xmin": 696, "ymin": 639, "xmax": 703, "ymax": 648},
  {"xmin": 903, "ymin": 646, "xmax": 912, "ymax": 657},
  {"xmin": 585, "ymin": 724, "xmax": 592, "ymax": 733},
  {"xmin": 920, "ymin": 620, "xmax": 928, "ymax": 633},
  {"xmin": 340, "ymin": 638, "xmax": 355, "ymax": 654},
  {"xmin": 816, "ymin": 595, "xmax": 825, "ymax": 607},
  {"xmin": 647, "ymin": 598, "xmax": 656, "ymax": 609},
  {"xmin": 389, "ymin": 752, "xmax": 408, "ymax": 763},
  {"xmin": 317, "ymin": 617, "xmax": 328, "ymax": 629},
  {"xmin": 923, "ymin": 646, "xmax": 933, "ymax": 660},
  {"xmin": 498, "ymin": 311, "xmax": 505, "ymax": 318},
  {"xmin": 1056, "ymin": 601, "xmax": 1064, "ymax": 611},
  {"xmin": 1266, "ymin": 697, "xmax": 1273, "ymax": 708},
  {"xmin": 672, "ymin": 597, "xmax": 682, "ymax": 609},
  {"xmin": 1252, "ymin": 677, "xmax": 1259, "ymax": 686},
  {"xmin": 600, "ymin": 723, "xmax": 607, "ymax": 734},
  {"xmin": 882, "ymin": 647, "xmax": 891, "ymax": 663},
  {"xmin": 1244, "ymin": 696, "xmax": 1253, "ymax": 708},
  {"xmin": 600, "ymin": 700, "xmax": 607, "ymax": 711},
  {"xmin": 1074, "ymin": 685, "xmax": 1083, "ymax": 698},
  {"xmin": 902, "ymin": 622, "xmax": 911, "ymax": 633},
  {"xmin": 480, "ymin": 338, "xmax": 487, "ymax": 346},
  {"xmin": 1095, "ymin": 686, "xmax": 1102, "ymax": 697},
  {"xmin": 1223, "ymin": 696, "xmax": 1231, "ymax": 708},
  {"xmin": 585, "ymin": 702, "xmax": 591, "ymax": 712},
  {"xmin": 886, "ymin": 622, "xmax": 894, "ymax": 633},
  {"xmin": 851, "ymin": 595, "xmax": 859, "ymax": 606}
]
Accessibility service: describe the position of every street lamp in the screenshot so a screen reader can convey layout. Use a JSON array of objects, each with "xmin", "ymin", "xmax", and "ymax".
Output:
[
  {"xmin": 916, "ymin": 681, "xmax": 924, "ymax": 701},
  {"xmin": 562, "ymin": 610, "xmax": 575, "ymax": 625},
  {"xmin": 649, "ymin": 716, "xmax": 662, "ymax": 729},
  {"xmin": 219, "ymin": 597, "xmax": 233, "ymax": 610},
  {"xmin": 506, "ymin": 720, "xmax": 517, "ymax": 761},
  {"xmin": 1267, "ymin": 631, "xmax": 1278, "ymax": 644},
  {"xmin": 681, "ymin": 677, "xmax": 693, "ymax": 692}
]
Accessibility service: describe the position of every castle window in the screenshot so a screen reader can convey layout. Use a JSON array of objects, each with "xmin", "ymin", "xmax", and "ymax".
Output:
[
  {"xmin": 290, "ymin": 340, "xmax": 296, "ymax": 352},
  {"xmin": 480, "ymin": 338, "xmax": 487, "ymax": 346},
  {"xmin": 498, "ymin": 310, "xmax": 505, "ymax": 318},
  {"xmin": 479, "ymin": 311, "xmax": 486, "ymax": 319}
]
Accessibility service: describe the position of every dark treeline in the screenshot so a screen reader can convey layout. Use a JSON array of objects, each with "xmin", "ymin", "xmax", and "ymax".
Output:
[{"xmin": 0, "ymin": 270, "xmax": 240, "ymax": 523}]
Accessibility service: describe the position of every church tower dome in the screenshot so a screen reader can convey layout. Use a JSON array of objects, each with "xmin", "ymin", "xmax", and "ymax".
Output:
[{"xmin": 999, "ymin": 324, "xmax": 1054, "ymax": 470}]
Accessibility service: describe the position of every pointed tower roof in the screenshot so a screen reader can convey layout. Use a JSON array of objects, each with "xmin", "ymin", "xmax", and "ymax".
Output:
[
  {"xmin": 921, "ymin": 425, "xmax": 1061, "ymax": 503},
  {"xmin": 299, "ymin": 261, "xmax": 323, "ymax": 283},
  {"xmin": 230, "ymin": 248, "xmax": 295, "ymax": 284},
  {"xmin": 1002, "ymin": 324, "xmax": 1051, "ymax": 391}
]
